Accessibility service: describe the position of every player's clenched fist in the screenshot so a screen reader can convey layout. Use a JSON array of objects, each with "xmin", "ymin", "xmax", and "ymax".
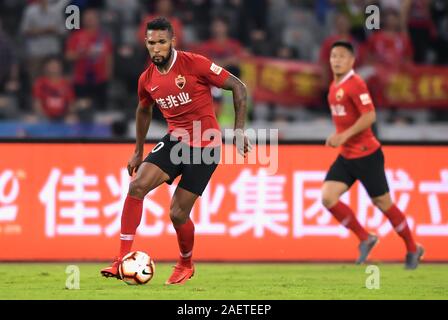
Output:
[
  {"xmin": 325, "ymin": 132, "xmax": 348, "ymax": 148},
  {"xmin": 233, "ymin": 129, "xmax": 252, "ymax": 157},
  {"xmin": 127, "ymin": 152, "xmax": 143, "ymax": 176}
]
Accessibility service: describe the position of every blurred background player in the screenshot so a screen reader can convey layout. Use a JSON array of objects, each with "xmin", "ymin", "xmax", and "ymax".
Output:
[
  {"xmin": 321, "ymin": 41, "xmax": 424, "ymax": 269},
  {"xmin": 100, "ymin": 18, "xmax": 250, "ymax": 284}
]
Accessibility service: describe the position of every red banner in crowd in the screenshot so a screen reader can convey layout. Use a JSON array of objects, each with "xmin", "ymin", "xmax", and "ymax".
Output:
[
  {"xmin": 241, "ymin": 58, "xmax": 323, "ymax": 106},
  {"xmin": 1, "ymin": 143, "xmax": 447, "ymax": 261},
  {"xmin": 371, "ymin": 64, "xmax": 448, "ymax": 109},
  {"xmin": 241, "ymin": 57, "xmax": 448, "ymax": 108}
]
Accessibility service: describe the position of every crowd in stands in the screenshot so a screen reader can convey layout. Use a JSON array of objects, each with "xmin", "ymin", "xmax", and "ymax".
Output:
[{"xmin": 0, "ymin": 0, "xmax": 447, "ymax": 138}]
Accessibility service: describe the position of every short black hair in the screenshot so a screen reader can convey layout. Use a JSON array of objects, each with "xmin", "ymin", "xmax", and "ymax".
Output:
[
  {"xmin": 331, "ymin": 41, "xmax": 355, "ymax": 55},
  {"xmin": 147, "ymin": 17, "xmax": 174, "ymax": 37}
]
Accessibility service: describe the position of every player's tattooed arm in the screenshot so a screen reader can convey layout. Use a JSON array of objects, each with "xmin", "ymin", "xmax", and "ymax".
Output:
[
  {"xmin": 222, "ymin": 74, "xmax": 247, "ymax": 131},
  {"xmin": 128, "ymin": 102, "xmax": 153, "ymax": 176},
  {"xmin": 222, "ymin": 74, "xmax": 252, "ymax": 156}
]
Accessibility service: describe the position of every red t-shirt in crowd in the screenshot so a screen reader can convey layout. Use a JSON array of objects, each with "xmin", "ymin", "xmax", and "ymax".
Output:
[
  {"xmin": 33, "ymin": 77, "xmax": 74, "ymax": 118},
  {"xmin": 66, "ymin": 29, "xmax": 113, "ymax": 85},
  {"xmin": 367, "ymin": 31, "xmax": 413, "ymax": 65},
  {"xmin": 327, "ymin": 70, "xmax": 380, "ymax": 159},
  {"xmin": 194, "ymin": 39, "xmax": 244, "ymax": 61},
  {"xmin": 138, "ymin": 50, "xmax": 230, "ymax": 147}
]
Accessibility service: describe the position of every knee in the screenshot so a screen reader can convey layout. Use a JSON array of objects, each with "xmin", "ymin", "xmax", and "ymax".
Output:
[
  {"xmin": 170, "ymin": 202, "xmax": 189, "ymax": 226},
  {"xmin": 321, "ymin": 193, "xmax": 338, "ymax": 209},
  {"xmin": 372, "ymin": 196, "xmax": 392, "ymax": 212},
  {"xmin": 128, "ymin": 180, "xmax": 147, "ymax": 199}
]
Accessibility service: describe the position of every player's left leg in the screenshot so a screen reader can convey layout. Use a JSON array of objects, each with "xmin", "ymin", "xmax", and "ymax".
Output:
[
  {"xmin": 165, "ymin": 186, "xmax": 199, "ymax": 285},
  {"xmin": 165, "ymin": 145, "xmax": 220, "ymax": 284},
  {"xmin": 357, "ymin": 148, "xmax": 423, "ymax": 269},
  {"xmin": 372, "ymin": 193, "xmax": 424, "ymax": 269}
]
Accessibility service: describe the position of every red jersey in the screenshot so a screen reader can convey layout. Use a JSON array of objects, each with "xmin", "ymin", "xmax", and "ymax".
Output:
[
  {"xmin": 138, "ymin": 50, "xmax": 230, "ymax": 147},
  {"xmin": 33, "ymin": 77, "xmax": 74, "ymax": 118},
  {"xmin": 66, "ymin": 30, "xmax": 113, "ymax": 85},
  {"xmin": 327, "ymin": 70, "xmax": 380, "ymax": 159}
]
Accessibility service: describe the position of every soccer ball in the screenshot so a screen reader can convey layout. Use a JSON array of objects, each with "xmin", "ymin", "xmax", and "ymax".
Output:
[{"xmin": 118, "ymin": 251, "xmax": 155, "ymax": 285}]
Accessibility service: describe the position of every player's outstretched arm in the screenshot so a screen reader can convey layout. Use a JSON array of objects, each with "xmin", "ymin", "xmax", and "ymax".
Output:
[
  {"xmin": 127, "ymin": 102, "xmax": 154, "ymax": 176},
  {"xmin": 221, "ymin": 74, "xmax": 252, "ymax": 156}
]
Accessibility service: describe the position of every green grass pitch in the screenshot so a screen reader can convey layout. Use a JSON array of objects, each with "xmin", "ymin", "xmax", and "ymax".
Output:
[{"xmin": 1, "ymin": 263, "xmax": 447, "ymax": 300}]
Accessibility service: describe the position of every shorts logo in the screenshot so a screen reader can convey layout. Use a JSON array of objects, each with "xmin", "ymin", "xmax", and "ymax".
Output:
[
  {"xmin": 175, "ymin": 75, "xmax": 186, "ymax": 89},
  {"xmin": 152, "ymin": 142, "xmax": 164, "ymax": 153},
  {"xmin": 360, "ymin": 93, "xmax": 372, "ymax": 105},
  {"xmin": 210, "ymin": 63, "xmax": 223, "ymax": 75},
  {"xmin": 336, "ymin": 88, "xmax": 344, "ymax": 101}
]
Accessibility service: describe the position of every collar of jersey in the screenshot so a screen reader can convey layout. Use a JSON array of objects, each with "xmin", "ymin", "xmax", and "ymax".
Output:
[
  {"xmin": 335, "ymin": 69, "xmax": 355, "ymax": 87},
  {"xmin": 156, "ymin": 49, "xmax": 178, "ymax": 75}
]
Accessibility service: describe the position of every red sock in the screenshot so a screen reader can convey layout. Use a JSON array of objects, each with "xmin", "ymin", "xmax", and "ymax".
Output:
[
  {"xmin": 328, "ymin": 201, "xmax": 369, "ymax": 241},
  {"xmin": 173, "ymin": 218, "xmax": 195, "ymax": 268},
  {"xmin": 383, "ymin": 204, "xmax": 417, "ymax": 253},
  {"xmin": 119, "ymin": 194, "xmax": 143, "ymax": 258}
]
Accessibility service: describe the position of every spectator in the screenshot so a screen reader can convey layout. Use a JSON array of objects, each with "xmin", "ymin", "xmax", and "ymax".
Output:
[
  {"xmin": 248, "ymin": 29, "xmax": 272, "ymax": 57},
  {"xmin": 366, "ymin": 8, "xmax": 414, "ymax": 66},
  {"xmin": 338, "ymin": 0, "xmax": 373, "ymax": 42},
  {"xmin": 32, "ymin": 57, "xmax": 76, "ymax": 122},
  {"xmin": 193, "ymin": 15, "xmax": 247, "ymax": 70},
  {"xmin": 282, "ymin": 0, "xmax": 321, "ymax": 61},
  {"xmin": 402, "ymin": 0, "xmax": 437, "ymax": 64},
  {"xmin": 138, "ymin": 0, "xmax": 185, "ymax": 49},
  {"xmin": 211, "ymin": 0, "xmax": 268, "ymax": 45},
  {"xmin": 431, "ymin": 0, "xmax": 448, "ymax": 65},
  {"xmin": 20, "ymin": 0, "xmax": 69, "ymax": 80},
  {"xmin": 66, "ymin": 8, "xmax": 113, "ymax": 112},
  {"xmin": 0, "ymin": 17, "xmax": 20, "ymax": 119},
  {"xmin": 178, "ymin": 0, "xmax": 212, "ymax": 43},
  {"xmin": 319, "ymin": 11, "xmax": 366, "ymax": 86},
  {"xmin": 275, "ymin": 45, "xmax": 299, "ymax": 60}
]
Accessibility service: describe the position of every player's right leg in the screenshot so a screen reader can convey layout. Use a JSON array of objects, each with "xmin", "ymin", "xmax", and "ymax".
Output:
[
  {"xmin": 322, "ymin": 156, "xmax": 378, "ymax": 264},
  {"xmin": 101, "ymin": 162, "xmax": 170, "ymax": 279}
]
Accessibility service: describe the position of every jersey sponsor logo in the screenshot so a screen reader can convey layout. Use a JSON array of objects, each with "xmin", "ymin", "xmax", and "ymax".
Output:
[
  {"xmin": 150, "ymin": 86, "xmax": 159, "ymax": 92},
  {"xmin": 360, "ymin": 93, "xmax": 372, "ymax": 105},
  {"xmin": 336, "ymin": 88, "xmax": 344, "ymax": 101},
  {"xmin": 330, "ymin": 104, "xmax": 347, "ymax": 116},
  {"xmin": 175, "ymin": 75, "xmax": 186, "ymax": 89},
  {"xmin": 151, "ymin": 142, "xmax": 164, "ymax": 153},
  {"xmin": 210, "ymin": 63, "xmax": 223, "ymax": 75},
  {"xmin": 155, "ymin": 93, "xmax": 192, "ymax": 109}
]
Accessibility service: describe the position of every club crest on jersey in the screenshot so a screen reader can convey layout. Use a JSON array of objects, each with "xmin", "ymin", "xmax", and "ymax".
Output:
[
  {"xmin": 175, "ymin": 75, "xmax": 186, "ymax": 89},
  {"xmin": 336, "ymin": 88, "xmax": 344, "ymax": 101}
]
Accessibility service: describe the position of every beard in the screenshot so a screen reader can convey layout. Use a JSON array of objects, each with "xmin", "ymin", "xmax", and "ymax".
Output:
[{"xmin": 151, "ymin": 46, "xmax": 173, "ymax": 67}]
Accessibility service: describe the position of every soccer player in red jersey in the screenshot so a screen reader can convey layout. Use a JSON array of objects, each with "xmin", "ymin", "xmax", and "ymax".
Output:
[
  {"xmin": 322, "ymin": 41, "xmax": 424, "ymax": 269},
  {"xmin": 101, "ymin": 18, "xmax": 250, "ymax": 284}
]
